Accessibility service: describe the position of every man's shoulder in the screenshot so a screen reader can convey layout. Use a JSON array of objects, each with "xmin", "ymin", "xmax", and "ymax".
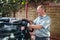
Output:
[
  {"xmin": 45, "ymin": 15, "xmax": 51, "ymax": 19},
  {"xmin": 44, "ymin": 15, "xmax": 51, "ymax": 22},
  {"xmin": 33, "ymin": 17, "xmax": 39, "ymax": 23}
]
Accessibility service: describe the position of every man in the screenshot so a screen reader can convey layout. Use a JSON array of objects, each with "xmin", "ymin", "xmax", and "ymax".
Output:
[{"xmin": 28, "ymin": 5, "xmax": 51, "ymax": 40}]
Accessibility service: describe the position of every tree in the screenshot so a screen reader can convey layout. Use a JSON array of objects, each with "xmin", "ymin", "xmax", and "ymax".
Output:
[{"xmin": 0, "ymin": 0, "xmax": 26, "ymax": 17}]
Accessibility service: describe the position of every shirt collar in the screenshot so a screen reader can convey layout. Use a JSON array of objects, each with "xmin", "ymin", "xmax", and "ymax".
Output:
[{"xmin": 39, "ymin": 14, "xmax": 47, "ymax": 19}]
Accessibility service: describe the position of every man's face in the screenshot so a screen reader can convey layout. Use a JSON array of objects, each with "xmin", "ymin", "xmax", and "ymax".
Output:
[{"xmin": 37, "ymin": 6, "xmax": 44, "ymax": 16}]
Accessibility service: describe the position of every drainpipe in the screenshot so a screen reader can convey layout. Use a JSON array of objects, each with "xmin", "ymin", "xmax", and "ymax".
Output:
[{"xmin": 25, "ymin": 0, "xmax": 28, "ymax": 18}]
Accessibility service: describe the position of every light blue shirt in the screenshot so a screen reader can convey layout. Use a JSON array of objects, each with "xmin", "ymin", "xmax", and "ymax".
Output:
[{"xmin": 33, "ymin": 15, "xmax": 51, "ymax": 37}]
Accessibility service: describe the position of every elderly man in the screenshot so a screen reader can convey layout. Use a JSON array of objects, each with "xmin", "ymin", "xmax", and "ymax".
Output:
[{"xmin": 28, "ymin": 5, "xmax": 51, "ymax": 40}]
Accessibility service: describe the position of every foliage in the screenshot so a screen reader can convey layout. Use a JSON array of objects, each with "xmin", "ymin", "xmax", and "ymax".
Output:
[{"xmin": 0, "ymin": 0, "xmax": 26, "ymax": 17}]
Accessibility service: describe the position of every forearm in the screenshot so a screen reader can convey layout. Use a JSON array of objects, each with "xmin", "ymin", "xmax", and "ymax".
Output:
[{"xmin": 29, "ymin": 24, "xmax": 42, "ymax": 29}]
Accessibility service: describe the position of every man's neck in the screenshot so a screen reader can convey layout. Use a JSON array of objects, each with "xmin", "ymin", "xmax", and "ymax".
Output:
[{"xmin": 43, "ymin": 14, "xmax": 46, "ymax": 17}]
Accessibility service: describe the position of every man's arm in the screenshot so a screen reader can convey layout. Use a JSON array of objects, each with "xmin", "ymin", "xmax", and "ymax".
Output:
[
  {"xmin": 28, "ymin": 24, "xmax": 42, "ymax": 30},
  {"xmin": 26, "ymin": 19, "xmax": 42, "ymax": 30}
]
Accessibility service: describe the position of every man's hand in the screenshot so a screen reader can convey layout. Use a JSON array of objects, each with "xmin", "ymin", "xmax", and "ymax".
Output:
[
  {"xmin": 27, "ymin": 19, "xmax": 33, "ymax": 25},
  {"xmin": 29, "ymin": 32, "xmax": 35, "ymax": 36}
]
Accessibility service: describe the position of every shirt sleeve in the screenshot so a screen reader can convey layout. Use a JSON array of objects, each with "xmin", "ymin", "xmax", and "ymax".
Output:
[{"xmin": 40, "ymin": 19, "xmax": 51, "ymax": 29}]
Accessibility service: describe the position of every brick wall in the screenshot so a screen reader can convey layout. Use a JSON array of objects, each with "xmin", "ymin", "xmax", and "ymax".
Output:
[
  {"xmin": 15, "ymin": 7, "xmax": 37, "ymax": 20},
  {"xmin": 46, "ymin": 5, "xmax": 60, "ymax": 40},
  {"xmin": 46, "ymin": 5, "xmax": 60, "ymax": 34}
]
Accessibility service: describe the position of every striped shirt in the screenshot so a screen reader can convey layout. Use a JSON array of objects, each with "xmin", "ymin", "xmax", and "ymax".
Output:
[{"xmin": 33, "ymin": 15, "xmax": 51, "ymax": 37}]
